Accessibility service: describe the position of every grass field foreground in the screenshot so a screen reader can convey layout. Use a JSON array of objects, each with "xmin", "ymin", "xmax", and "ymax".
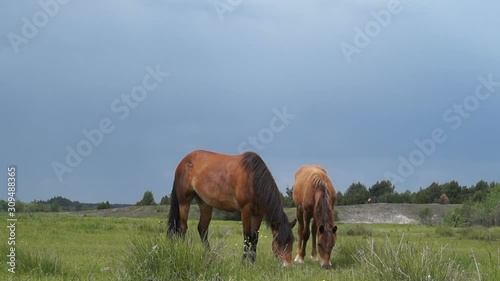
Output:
[{"xmin": 0, "ymin": 213, "xmax": 499, "ymax": 280}]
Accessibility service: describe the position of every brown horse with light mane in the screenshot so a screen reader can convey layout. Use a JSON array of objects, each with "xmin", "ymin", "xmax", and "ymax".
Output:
[
  {"xmin": 292, "ymin": 165, "xmax": 337, "ymax": 268},
  {"xmin": 167, "ymin": 150, "xmax": 296, "ymax": 267}
]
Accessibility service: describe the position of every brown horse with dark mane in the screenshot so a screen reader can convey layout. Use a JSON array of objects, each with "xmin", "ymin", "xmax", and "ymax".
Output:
[
  {"xmin": 167, "ymin": 150, "xmax": 296, "ymax": 267},
  {"xmin": 292, "ymin": 165, "xmax": 337, "ymax": 268}
]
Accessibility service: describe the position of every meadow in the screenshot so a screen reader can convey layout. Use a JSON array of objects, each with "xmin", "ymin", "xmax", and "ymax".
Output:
[{"xmin": 0, "ymin": 213, "xmax": 499, "ymax": 281}]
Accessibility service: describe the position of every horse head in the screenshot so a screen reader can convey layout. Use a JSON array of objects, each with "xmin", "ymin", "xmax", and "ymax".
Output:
[
  {"xmin": 317, "ymin": 223, "xmax": 337, "ymax": 268},
  {"xmin": 271, "ymin": 219, "xmax": 297, "ymax": 267}
]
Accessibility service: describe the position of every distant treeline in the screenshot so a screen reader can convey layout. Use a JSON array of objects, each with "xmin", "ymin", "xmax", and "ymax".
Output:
[
  {"xmin": 279, "ymin": 180, "xmax": 499, "ymax": 208},
  {"xmin": 158, "ymin": 179, "xmax": 500, "ymax": 209},
  {"xmin": 0, "ymin": 196, "xmax": 132, "ymax": 212},
  {"xmin": 1, "ymin": 180, "xmax": 498, "ymax": 217},
  {"xmin": 336, "ymin": 180, "xmax": 497, "ymax": 206}
]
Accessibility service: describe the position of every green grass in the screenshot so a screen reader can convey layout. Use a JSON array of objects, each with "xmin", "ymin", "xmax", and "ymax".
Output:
[
  {"xmin": 0, "ymin": 213, "xmax": 499, "ymax": 280},
  {"xmin": 342, "ymin": 224, "xmax": 374, "ymax": 237}
]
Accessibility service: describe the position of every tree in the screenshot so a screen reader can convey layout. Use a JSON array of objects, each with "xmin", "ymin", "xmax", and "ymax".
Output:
[
  {"xmin": 74, "ymin": 202, "xmax": 83, "ymax": 211},
  {"xmin": 369, "ymin": 180, "xmax": 395, "ymax": 201},
  {"xmin": 383, "ymin": 192, "xmax": 402, "ymax": 203},
  {"xmin": 97, "ymin": 201, "xmax": 111, "ymax": 210},
  {"xmin": 415, "ymin": 182, "xmax": 441, "ymax": 204},
  {"xmin": 470, "ymin": 180, "xmax": 491, "ymax": 202},
  {"xmin": 50, "ymin": 203, "xmax": 60, "ymax": 212},
  {"xmin": 343, "ymin": 182, "xmax": 370, "ymax": 205},
  {"xmin": 283, "ymin": 186, "xmax": 295, "ymax": 208},
  {"xmin": 400, "ymin": 190, "xmax": 414, "ymax": 203},
  {"xmin": 427, "ymin": 182, "xmax": 442, "ymax": 203},
  {"xmin": 440, "ymin": 181, "xmax": 461, "ymax": 203},
  {"xmin": 414, "ymin": 187, "xmax": 430, "ymax": 204},
  {"xmin": 0, "ymin": 200, "xmax": 7, "ymax": 211},
  {"xmin": 48, "ymin": 196, "xmax": 73, "ymax": 208},
  {"xmin": 160, "ymin": 195, "xmax": 170, "ymax": 205},
  {"xmin": 136, "ymin": 191, "xmax": 157, "ymax": 206},
  {"xmin": 336, "ymin": 191, "xmax": 344, "ymax": 205}
]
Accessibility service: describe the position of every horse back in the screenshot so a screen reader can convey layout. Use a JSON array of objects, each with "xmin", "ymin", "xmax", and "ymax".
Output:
[
  {"xmin": 175, "ymin": 150, "xmax": 249, "ymax": 211},
  {"xmin": 292, "ymin": 165, "xmax": 336, "ymax": 209}
]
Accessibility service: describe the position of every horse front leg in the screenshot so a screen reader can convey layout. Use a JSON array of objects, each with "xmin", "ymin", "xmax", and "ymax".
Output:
[
  {"xmin": 299, "ymin": 212, "xmax": 313, "ymax": 263},
  {"xmin": 311, "ymin": 219, "xmax": 318, "ymax": 260},
  {"xmin": 249, "ymin": 214, "xmax": 264, "ymax": 262},
  {"xmin": 240, "ymin": 207, "xmax": 253, "ymax": 263},
  {"xmin": 295, "ymin": 206, "xmax": 305, "ymax": 263}
]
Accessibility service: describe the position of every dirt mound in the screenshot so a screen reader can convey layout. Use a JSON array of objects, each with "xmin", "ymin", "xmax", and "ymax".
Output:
[
  {"xmin": 70, "ymin": 203, "xmax": 460, "ymax": 224},
  {"xmin": 68, "ymin": 205, "xmax": 168, "ymax": 218},
  {"xmin": 336, "ymin": 203, "xmax": 460, "ymax": 224}
]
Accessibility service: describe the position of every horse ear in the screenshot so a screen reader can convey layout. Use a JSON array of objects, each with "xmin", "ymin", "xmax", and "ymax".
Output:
[
  {"xmin": 332, "ymin": 225, "xmax": 337, "ymax": 233},
  {"xmin": 289, "ymin": 218, "xmax": 297, "ymax": 228},
  {"xmin": 319, "ymin": 225, "xmax": 325, "ymax": 234}
]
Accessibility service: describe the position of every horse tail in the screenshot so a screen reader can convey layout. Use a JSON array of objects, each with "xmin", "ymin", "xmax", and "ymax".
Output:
[
  {"xmin": 241, "ymin": 152, "xmax": 293, "ymax": 246},
  {"xmin": 312, "ymin": 175, "xmax": 327, "ymax": 192},
  {"xmin": 167, "ymin": 176, "xmax": 181, "ymax": 236}
]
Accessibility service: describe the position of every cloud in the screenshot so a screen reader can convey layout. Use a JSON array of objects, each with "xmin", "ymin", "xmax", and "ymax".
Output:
[{"xmin": 1, "ymin": 0, "xmax": 499, "ymax": 202}]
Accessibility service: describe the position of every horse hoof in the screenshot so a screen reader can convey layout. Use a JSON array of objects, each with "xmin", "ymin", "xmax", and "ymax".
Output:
[
  {"xmin": 294, "ymin": 256, "xmax": 304, "ymax": 264},
  {"xmin": 280, "ymin": 261, "xmax": 291, "ymax": 268},
  {"xmin": 320, "ymin": 261, "xmax": 332, "ymax": 269}
]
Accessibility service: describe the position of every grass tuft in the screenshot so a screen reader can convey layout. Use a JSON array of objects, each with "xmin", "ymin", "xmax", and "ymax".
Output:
[
  {"xmin": 6, "ymin": 245, "xmax": 68, "ymax": 277},
  {"xmin": 343, "ymin": 224, "xmax": 373, "ymax": 237},
  {"xmin": 456, "ymin": 227, "xmax": 500, "ymax": 241},
  {"xmin": 353, "ymin": 235, "xmax": 472, "ymax": 281},
  {"xmin": 435, "ymin": 226, "xmax": 454, "ymax": 237},
  {"xmin": 119, "ymin": 232, "xmax": 233, "ymax": 281}
]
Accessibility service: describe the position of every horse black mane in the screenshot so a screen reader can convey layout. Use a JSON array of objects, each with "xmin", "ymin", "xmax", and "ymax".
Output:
[{"xmin": 241, "ymin": 152, "xmax": 293, "ymax": 247}]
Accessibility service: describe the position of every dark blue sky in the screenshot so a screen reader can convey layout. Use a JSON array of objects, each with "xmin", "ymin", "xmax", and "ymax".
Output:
[{"xmin": 1, "ymin": 0, "xmax": 499, "ymax": 203}]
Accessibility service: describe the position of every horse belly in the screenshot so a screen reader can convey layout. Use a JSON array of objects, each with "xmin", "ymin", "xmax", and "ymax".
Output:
[{"xmin": 193, "ymin": 182, "xmax": 240, "ymax": 212}]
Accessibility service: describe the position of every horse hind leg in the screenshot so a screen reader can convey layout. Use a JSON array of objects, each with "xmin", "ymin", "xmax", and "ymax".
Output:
[
  {"xmin": 197, "ymin": 201, "xmax": 213, "ymax": 250},
  {"xmin": 178, "ymin": 203, "xmax": 191, "ymax": 238}
]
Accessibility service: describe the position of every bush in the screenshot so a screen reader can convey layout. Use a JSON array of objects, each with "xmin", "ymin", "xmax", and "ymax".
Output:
[
  {"xmin": 418, "ymin": 207, "xmax": 433, "ymax": 225},
  {"xmin": 444, "ymin": 207, "xmax": 467, "ymax": 227},
  {"xmin": 444, "ymin": 183, "xmax": 500, "ymax": 227}
]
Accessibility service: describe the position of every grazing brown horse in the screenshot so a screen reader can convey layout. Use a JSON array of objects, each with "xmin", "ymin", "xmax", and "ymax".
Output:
[
  {"xmin": 167, "ymin": 150, "xmax": 296, "ymax": 267},
  {"xmin": 292, "ymin": 165, "xmax": 337, "ymax": 268}
]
